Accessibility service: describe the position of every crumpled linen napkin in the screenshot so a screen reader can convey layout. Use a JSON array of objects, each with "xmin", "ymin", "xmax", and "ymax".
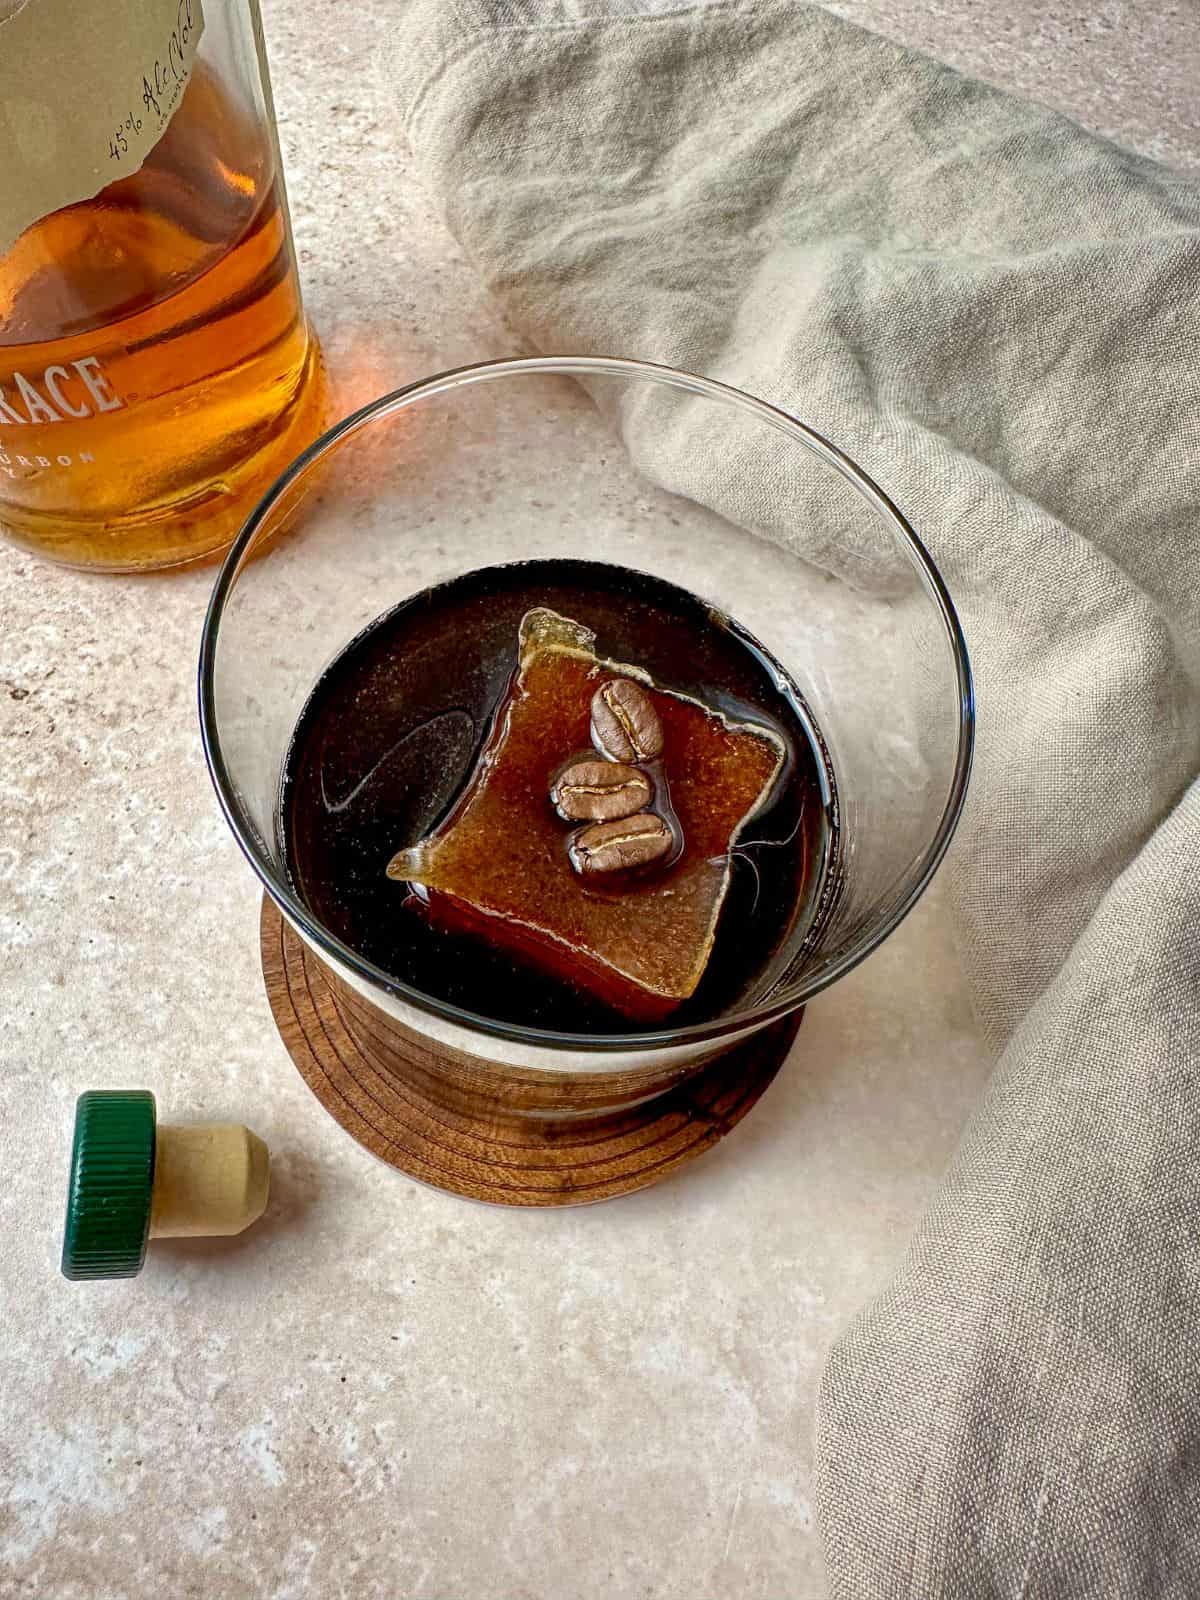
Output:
[{"xmin": 387, "ymin": 2, "xmax": 1200, "ymax": 1592}]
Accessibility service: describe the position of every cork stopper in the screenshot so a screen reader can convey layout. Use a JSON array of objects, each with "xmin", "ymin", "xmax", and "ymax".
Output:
[
  {"xmin": 149, "ymin": 1124, "xmax": 270, "ymax": 1239},
  {"xmin": 62, "ymin": 1092, "xmax": 271, "ymax": 1280}
]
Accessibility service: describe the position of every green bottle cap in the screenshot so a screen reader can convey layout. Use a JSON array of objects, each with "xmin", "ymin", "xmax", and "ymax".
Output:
[{"xmin": 61, "ymin": 1091, "xmax": 157, "ymax": 1281}]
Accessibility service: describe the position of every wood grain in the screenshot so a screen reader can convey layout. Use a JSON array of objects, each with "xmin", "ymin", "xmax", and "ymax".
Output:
[{"xmin": 259, "ymin": 898, "xmax": 802, "ymax": 1207}]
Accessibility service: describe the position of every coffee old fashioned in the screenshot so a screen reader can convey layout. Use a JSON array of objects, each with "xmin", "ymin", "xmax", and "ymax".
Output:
[
  {"xmin": 201, "ymin": 357, "xmax": 972, "ymax": 1202},
  {"xmin": 280, "ymin": 561, "xmax": 839, "ymax": 1034}
]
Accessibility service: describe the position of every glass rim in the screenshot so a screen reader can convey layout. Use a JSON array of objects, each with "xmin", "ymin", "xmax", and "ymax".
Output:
[{"xmin": 198, "ymin": 354, "xmax": 975, "ymax": 1054}]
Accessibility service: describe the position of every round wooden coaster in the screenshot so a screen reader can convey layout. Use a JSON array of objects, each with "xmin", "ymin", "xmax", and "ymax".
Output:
[{"xmin": 260, "ymin": 899, "xmax": 801, "ymax": 1207}]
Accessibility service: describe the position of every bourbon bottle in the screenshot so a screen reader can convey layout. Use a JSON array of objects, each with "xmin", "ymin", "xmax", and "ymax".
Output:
[{"xmin": 0, "ymin": 0, "xmax": 326, "ymax": 572}]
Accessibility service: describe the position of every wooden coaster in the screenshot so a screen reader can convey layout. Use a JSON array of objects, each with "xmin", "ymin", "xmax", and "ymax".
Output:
[{"xmin": 260, "ymin": 900, "xmax": 801, "ymax": 1207}]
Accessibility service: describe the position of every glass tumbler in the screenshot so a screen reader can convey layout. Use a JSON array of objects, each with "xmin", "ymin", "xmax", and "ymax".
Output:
[{"xmin": 199, "ymin": 357, "xmax": 973, "ymax": 1150}]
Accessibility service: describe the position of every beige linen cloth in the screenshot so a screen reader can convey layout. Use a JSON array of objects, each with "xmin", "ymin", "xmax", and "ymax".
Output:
[{"xmin": 388, "ymin": 2, "xmax": 1200, "ymax": 1592}]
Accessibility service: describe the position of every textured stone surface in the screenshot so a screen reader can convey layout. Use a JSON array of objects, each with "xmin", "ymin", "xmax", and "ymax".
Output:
[{"xmin": 0, "ymin": 3, "xmax": 1189, "ymax": 1596}]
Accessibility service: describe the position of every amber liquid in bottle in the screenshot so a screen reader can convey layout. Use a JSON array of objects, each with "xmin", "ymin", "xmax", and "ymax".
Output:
[{"xmin": 0, "ymin": 63, "xmax": 326, "ymax": 572}]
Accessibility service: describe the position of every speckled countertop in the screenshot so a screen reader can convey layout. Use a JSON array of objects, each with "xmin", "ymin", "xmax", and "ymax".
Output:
[{"xmin": 2, "ymin": 5, "xmax": 1194, "ymax": 1596}]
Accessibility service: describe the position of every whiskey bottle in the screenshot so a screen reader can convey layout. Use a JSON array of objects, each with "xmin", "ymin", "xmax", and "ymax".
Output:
[{"xmin": 0, "ymin": 0, "xmax": 326, "ymax": 572}]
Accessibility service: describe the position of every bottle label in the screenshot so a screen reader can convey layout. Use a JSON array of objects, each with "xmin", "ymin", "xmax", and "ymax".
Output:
[{"xmin": 0, "ymin": 0, "xmax": 206, "ymax": 257}]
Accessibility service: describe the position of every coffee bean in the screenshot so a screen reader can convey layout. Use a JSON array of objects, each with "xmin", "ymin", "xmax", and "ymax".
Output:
[
  {"xmin": 590, "ymin": 678, "xmax": 664, "ymax": 764},
  {"xmin": 550, "ymin": 759, "xmax": 653, "ymax": 823},
  {"xmin": 568, "ymin": 812, "xmax": 674, "ymax": 877}
]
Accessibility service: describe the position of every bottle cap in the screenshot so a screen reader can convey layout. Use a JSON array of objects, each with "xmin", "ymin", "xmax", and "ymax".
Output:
[{"xmin": 61, "ymin": 1090, "xmax": 156, "ymax": 1281}]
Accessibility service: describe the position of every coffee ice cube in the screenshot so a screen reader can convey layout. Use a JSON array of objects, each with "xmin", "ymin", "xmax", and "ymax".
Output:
[{"xmin": 386, "ymin": 608, "xmax": 785, "ymax": 1022}]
